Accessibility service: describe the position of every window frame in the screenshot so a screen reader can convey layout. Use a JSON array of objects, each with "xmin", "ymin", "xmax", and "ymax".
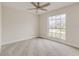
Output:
[{"xmin": 48, "ymin": 13, "xmax": 66, "ymax": 40}]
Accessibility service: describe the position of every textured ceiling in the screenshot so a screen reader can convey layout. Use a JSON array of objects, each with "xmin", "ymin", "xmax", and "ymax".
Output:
[{"xmin": 2, "ymin": 2, "xmax": 77, "ymax": 14}]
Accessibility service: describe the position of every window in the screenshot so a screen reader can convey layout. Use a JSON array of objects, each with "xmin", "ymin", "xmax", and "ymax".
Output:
[{"xmin": 48, "ymin": 14, "xmax": 66, "ymax": 40}]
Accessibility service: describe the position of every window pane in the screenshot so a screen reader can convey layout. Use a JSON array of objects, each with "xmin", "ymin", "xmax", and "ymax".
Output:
[
  {"xmin": 55, "ymin": 29, "xmax": 61, "ymax": 33},
  {"xmin": 60, "ymin": 29, "xmax": 66, "ymax": 40},
  {"xmin": 61, "ymin": 32, "xmax": 65, "ymax": 40},
  {"xmin": 61, "ymin": 14, "xmax": 66, "ymax": 20},
  {"xmin": 56, "ymin": 20, "xmax": 61, "ymax": 28},
  {"xmin": 53, "ymin": 32, "xmax": 56, "ymax": 38},
  {"xmin": 61, "ymin": 14, "xmax": 66, "ymax": 29},
  {"xmin": 55, "ymin": 29, "xmax": 61, "ymax": 38},
  {"xmin": 48, "ymin": 29, "xmax": 52, "ymax": 37},
  {"xmin": 52, "ymin": 16, "xmax": 56, "ymax": 20},
  {"xmin": 55, "ymin": 33, "xmax": 61, "ymax": 38},
  {"xmin": 56, "ymin": 15, "xmax": 60, "ymax": 20}
]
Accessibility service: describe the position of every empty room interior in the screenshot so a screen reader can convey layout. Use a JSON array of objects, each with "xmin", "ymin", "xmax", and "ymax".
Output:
[{"xmin": 0, "ymin": 2, "xmax": 79, "ymax": 56}]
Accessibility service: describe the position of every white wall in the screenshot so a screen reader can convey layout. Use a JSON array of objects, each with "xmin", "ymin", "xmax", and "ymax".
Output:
[
  {"xmin": 2, "ymin": 3, "xmax": 79, "ymax": 48},
  {"xmin": 0, "ymin": 3, "xmax": 2, "ymax": 53},
  {"xmin": 40, "ymin": 3, "xmax": 79, "ymax": 48},
  {"xmin": 2, "ymin": 5, "xmax": 39, "ymax": 45}
]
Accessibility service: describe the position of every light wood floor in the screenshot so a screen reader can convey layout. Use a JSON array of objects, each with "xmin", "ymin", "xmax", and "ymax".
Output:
[{"xmin": 1, "ymin": 38, "xmax": 79, "ymax": 56}]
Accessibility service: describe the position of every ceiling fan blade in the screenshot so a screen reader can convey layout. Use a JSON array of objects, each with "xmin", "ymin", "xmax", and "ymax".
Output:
[
  {"xmin": 40, "ymin": 8, "xmax": 47, "ymax": 11},
  {"xmin": 40, "ymin": 3, "xmax": 50, "ymax": 8},
  {"xmin": 27, "ymin": 8, "xmax": 36, "ymax": 10},
  {"xmin": 37, "ymin": 2, "xmax": 40, "ymax": 7},
  {"xmin": 31, "ymin": 2, "xmax": 38, "ymax": 8}
]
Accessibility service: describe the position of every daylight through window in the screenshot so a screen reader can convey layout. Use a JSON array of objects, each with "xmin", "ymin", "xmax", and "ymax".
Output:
[{"xmin": 48, "ymin": 14, "xmax": 66, "ymax": 40}]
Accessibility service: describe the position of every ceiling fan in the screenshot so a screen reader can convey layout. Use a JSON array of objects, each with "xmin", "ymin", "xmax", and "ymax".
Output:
[{"xmin": 28, "ymin": 2, "xmax": 50, "ymax": 12}]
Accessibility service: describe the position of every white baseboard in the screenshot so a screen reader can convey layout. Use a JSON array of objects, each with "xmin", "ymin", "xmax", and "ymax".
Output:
[
  {"xmin": 2, "ymin": 36, "xmax": 37, "ymax": 45},
  {"xmin": 40, "ymin": 36, "xmax": 79, "ymax": 49},
  {"xmin": 2, "ymin": 35, "xmax": 79, "ymax": 49}
]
